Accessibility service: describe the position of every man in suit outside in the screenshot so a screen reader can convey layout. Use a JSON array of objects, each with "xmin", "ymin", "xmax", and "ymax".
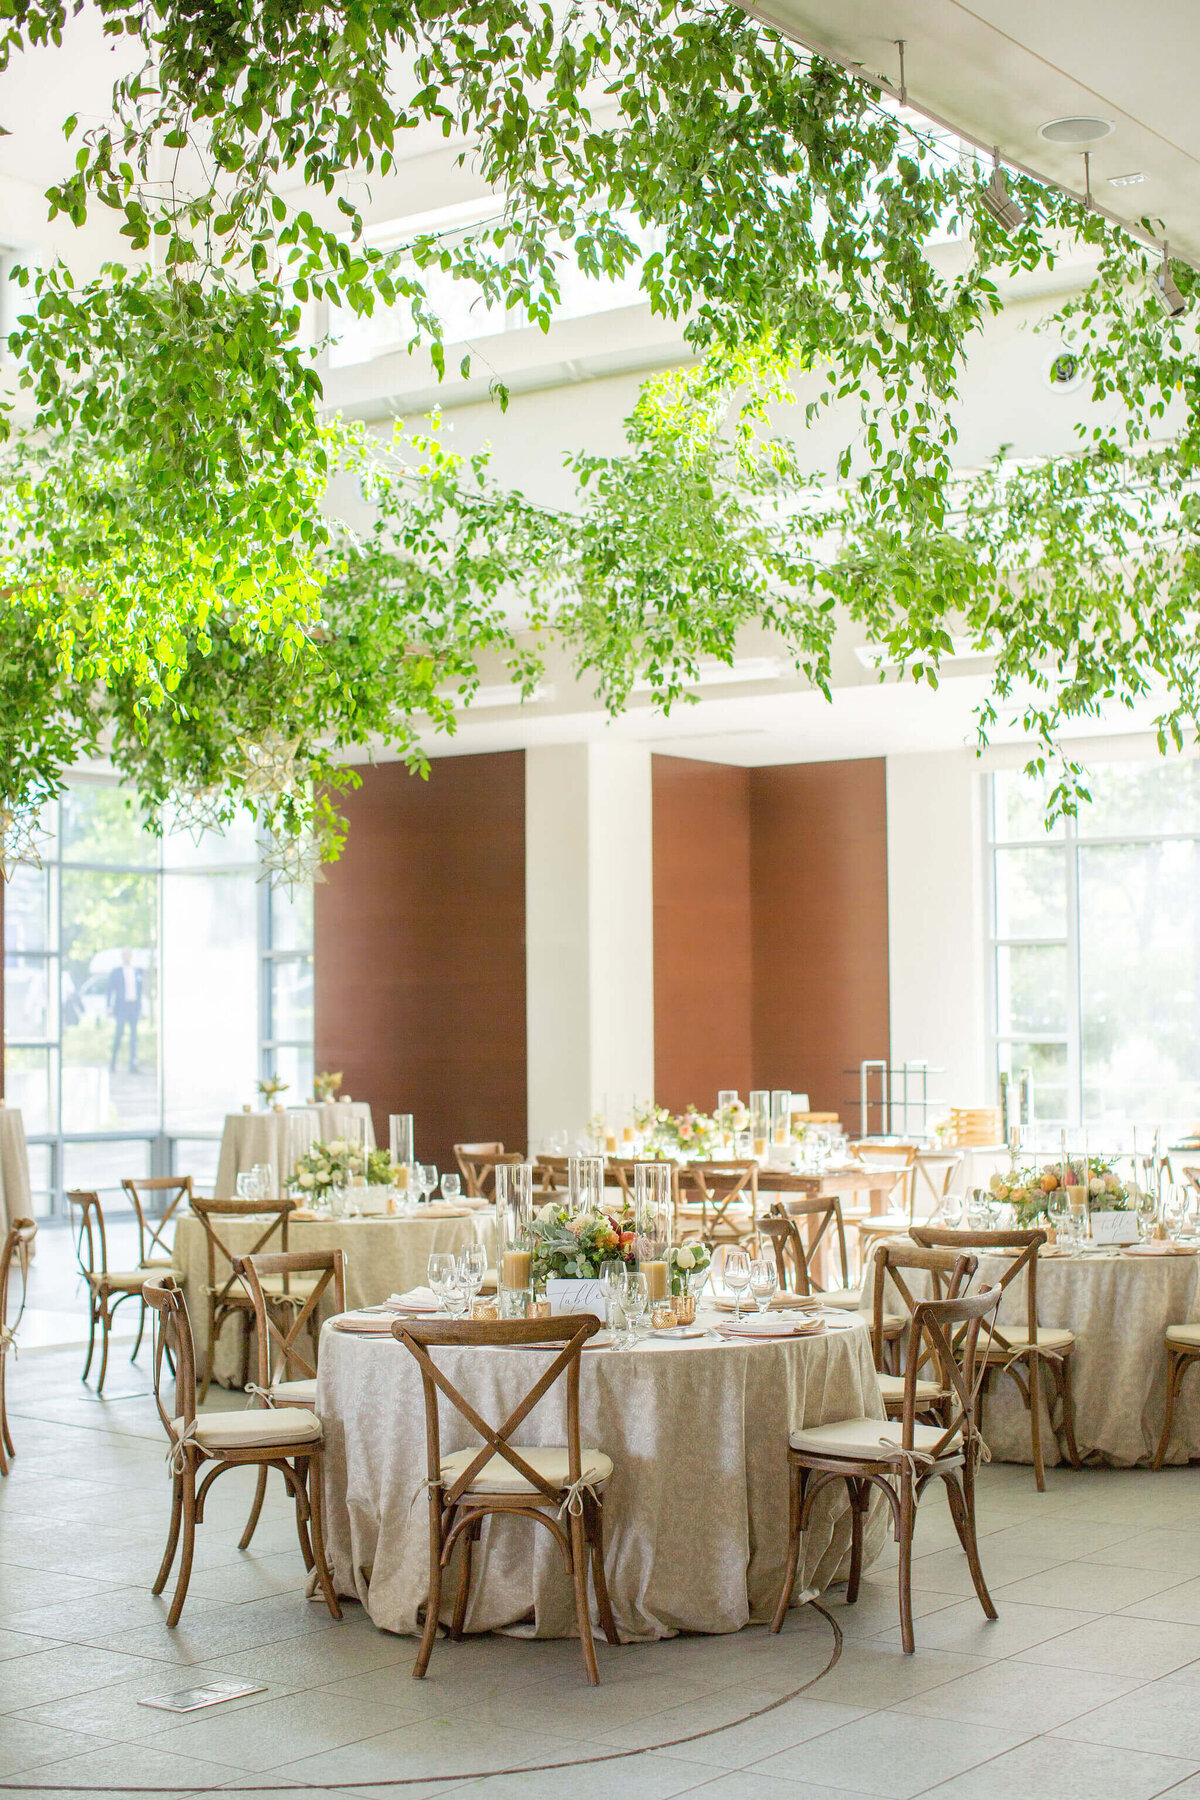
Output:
[{"xmin": 107, "ymin": 948, "xmax": 144, "ymax": 1075}]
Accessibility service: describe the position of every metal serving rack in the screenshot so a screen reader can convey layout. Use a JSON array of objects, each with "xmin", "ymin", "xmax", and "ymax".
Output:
[{"xmin": 848, "ymin": 1060, "xmax": 946, "ymax": 1140}]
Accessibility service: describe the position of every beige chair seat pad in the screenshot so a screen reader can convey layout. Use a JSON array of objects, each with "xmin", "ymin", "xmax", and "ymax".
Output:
[
  {"xmin": 206, "ymin": 1274, "xmax": 319, "ymax": 1303},
  {"xmin": 877, "ymin": 1371, "xmax": 946, "ymax": 1406},
  {"xmin": 1166, "ymin": 1323, "xmax": 1200, "ymax": 1349},
  {"xmin": 171, "ymin": 1408, "xmax": 323, "ymax": 1453},
  {"xmin": 268, "ymin": 1377, "xmax": 318, "ymax": 1404},
  {"xmin": 790, "ymin": 1416, "xmax": 961, "ymax": 1462},
  {"xmin": 440, "ymin": 1445, "xmax": 613, "ymax": 1496},
  {"xmin": 818, "ymin": 1287, "xmax": 864, "ymax": 1309},
  {"xmin": 90, "ymin": 1266, "xmax": 182, "ymax": 1291},
  {"xmin": 983, "ymin": 1326, "xmax": 1075, "ymax": 1357}
]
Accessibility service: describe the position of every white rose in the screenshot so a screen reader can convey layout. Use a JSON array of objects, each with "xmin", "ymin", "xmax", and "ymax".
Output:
[
  {"xmin": 988, "ymin": 1174, "xmax": 1003, "ymax": 1193},
  {"xmin": 1089, "ymin": 1176, "xmax": 1105, "ymax": 1197},
  {"xmin": 536, "ymin": 1202, "xmax": 558, "ymax": 1223},
  {"xmin": 1105, "ymin": 1172, "xmax": 1120, "ymax": 1193},
  {"xmin": 297, "ymin": 1172, "xmax": 314, "ymax": 1189},
  {"xmin": 676, "ymin": 1245, "xmax": 696, "ymax": 1270}
]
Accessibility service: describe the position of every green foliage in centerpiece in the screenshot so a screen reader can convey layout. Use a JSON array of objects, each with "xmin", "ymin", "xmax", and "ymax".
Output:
[
  {"xmin": 990, "ymin": 1159, "xmax": 1135, "ymax": 1225},
  {"xmin": 632, "ymin": 1103, "xmax": 721, "ymax": 1159},
  {"xmin": 530, "ymin": 1203, "xmax": 638, "ymax": 1285},
  {"xmin": 291, "ymin": 1138, "xmax": 392, "ymax": 1195}
]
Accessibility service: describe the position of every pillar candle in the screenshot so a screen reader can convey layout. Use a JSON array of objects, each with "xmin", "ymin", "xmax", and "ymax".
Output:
[
  {"xmin": 501, "ymin": 1248, "xmax": 532, "ymax": 1290},
  {"xmin": 642, "ymin": 1258, "xmax": 669, "ymax": 1301}
]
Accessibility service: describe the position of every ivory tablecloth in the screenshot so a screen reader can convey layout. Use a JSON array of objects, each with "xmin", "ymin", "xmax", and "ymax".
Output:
[
  {"xmin": 317, "ymin": 1315, "xmax": 887, "ymax": 1643},
  {"xmin": 213, "ymin": 1110, "xmax": 319, "ymax": 1199},
  {"xmin": 0, "ymin": 1109, "xmax": 31, "ymax": 1234},
  {"xmin": 173, "ymin": 1209, "xmax": 497, "ymax": 1386},
  {"xmin": 915, "ymin": 1248, "xmax": 1200, "ymax": 1468},
  {"xmin": 308, "ymin": 1101, "xmax": 376, "ymax": 1148}
]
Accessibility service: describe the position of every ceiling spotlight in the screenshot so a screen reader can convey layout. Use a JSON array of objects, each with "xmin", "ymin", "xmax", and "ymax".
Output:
[
  {"xmin": 1155, "ymin": 244, "xmax": 1186, "ymax": 317},
  {"xmin": 1039, "ymin": 116, "xmax": 1113, "ymax": 145},
  {"xmin": 1108, "ymin": 171, "xmax": 1147, "ymax": 188},
  {"xmin": 980, "ymin": 152, "xmax": 1025, "ymax": 232}
]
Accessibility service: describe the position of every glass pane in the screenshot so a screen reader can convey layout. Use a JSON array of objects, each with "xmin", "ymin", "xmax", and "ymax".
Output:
[
  {"xmin": 162, "ymin": 871, "xmax": 257, "ymax": 1132},
  {"xmin": 994, "ymin": 846, "xmax": 1067, "ymax": 938},
  {"xmin": 1075, "ymin": 759, "xmax": 1200, "ymax": 840},
  {"xmin": 4, "ymin": 954, "xmax": 56, "ymax": 1041},
  {"xmin": 26, "ymin": 1143, "xmax": 52, "ymax": 1218},
  {"xmin": 998, "ymin": 1041, "xmax": 1068, "ymax": 1126},
  {"xmin": 61, "ymin": 782, "xmax": 158, "ymax": 866},
  {"xmin": 270, "ymin": 884, "xmax": 313, "ymax": 952},
  {"xmin": 1080, "ymin": 840, "xmax": 1200, "ymax": 1130},
  {"xmin": 60, "ymin": 868, "xmax": 158, "ymax": 1132},
  {"xmin": 4, "ymin": 864, "xmax": 52, "ymax": 951},
  {"xmin": 169, "ymin": 1137, "xmax": 221, "ymax": 1197},
  {"xmin": 161, "ymin": 806, "xmax": 258, "ymax": 868},
  {"xmin": 269, "ymin": 1044, "xmax": 314, "ymax": 1105},
  {"xmin": 996, "ymin": 945, "xmax": 1067, "ymax": 1036},
  {"xmin": 269, "ymin": 958, "xmax": 313, "ymax": 1040},
  {"xmin": 991, "ymin": 770, "xmax": 1066, "ymax": 842},
  {"xmin": 6, "ymin": 1047, "xmax": 55, "ymax": 1133},
  {"xmin": 63, "ymin": 1139, "xmax": 150, "ymax": 1207}
]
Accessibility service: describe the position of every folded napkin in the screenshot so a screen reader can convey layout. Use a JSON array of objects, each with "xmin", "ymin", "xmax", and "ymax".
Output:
[
  {"xmin": 386, "ymin": 1286, "xmax": 439, "ymax": 1311},
  {"xmin": 711, "ymin": 1292, "xmax": 819, "ymax": 1313},
  {"xmin": 1124, "ymin": 1242, "xmax": 1197, "ymax": 1256},
  {"xmin": 332, "ymin": 1311, "xmax": 399, "ymax": 1334},
  {"xmin": 420, "ymin": 1201, "xmax": 469, "ymax": 1218},
  {"xmin": 716, "ymin": 1315, "xmax": 826, "ymax": 1340}
]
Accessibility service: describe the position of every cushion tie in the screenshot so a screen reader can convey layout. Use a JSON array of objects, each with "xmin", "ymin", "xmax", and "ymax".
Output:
[
  {"xmin": 166, "ymin": 1416, "xmax": 208, "ymax": 1476},
  {"xmin": 243, "ymin": 1382, "xmax": 275, "ymax": 1409},
  {"xmin": 557, "ymin": 1473, "xmax": 602, "ymax": 1519},
  {"xmin": 410, "ymin": 1474, "xmax": 445, "ymax": 1516}
]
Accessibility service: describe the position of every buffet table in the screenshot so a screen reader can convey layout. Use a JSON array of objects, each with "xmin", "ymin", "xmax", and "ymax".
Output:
[
  {"xmin": 172, "ymin": 1208, "xmax": 497, "ymax": 1386},
  {"xmin": 0, "ymin": 1108, "xmax": 31, "ymax": 1234},
  {"xmin": 317, "ymin": 1313, "xmax": 887, "ymax": 1642}
]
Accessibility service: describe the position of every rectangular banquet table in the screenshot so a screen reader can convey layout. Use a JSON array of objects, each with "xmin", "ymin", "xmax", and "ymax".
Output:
[
  {"xmin": 172, "ymin": 1209, "xmax": 497, "ymax": 1387},
  {"xmin": 317, "ymin": 1312, "xmax": 887, "ymax": 1643}
]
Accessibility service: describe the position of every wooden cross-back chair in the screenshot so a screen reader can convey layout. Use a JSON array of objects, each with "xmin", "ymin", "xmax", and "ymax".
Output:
[
  {"xmin": 188, "ymin": 1196, "xmax": 299, "ymax": 1400},
  {"xmin": 68, "ymin": 1188, "xmax": 181, "ymax": 1393},
  {"xmin": 233, "ymin": 1247, "xmax": 347, "ymax": 1551},
  {"xmin": 911, "ymin": 1225, "xmax": 1081, "ymax": 1491},
  {"xmin": 760, "ymin": 1204, "xmax": 906, "ymax": 1356},
  {"xmin": 849, "ymin": 1140, "xmax": 921, "ymax": 1215},
  {"xmin": 122, "ymin": 1176, "xmax": 193, "ymax": 1274},
  {"xmin": 454, "ymin": 1145, "xmax": 523, "ymax": 1200},
  {"xmin": 677, "ymin": 1161, "xmax": 758, "ymax": 1245},
  {"xmin": 870, "ymin": 1242, "xmax": 978, "ymax": 1426},
  {"xmin": 534, "ymin": 1154, "xmax": 571, "ymax": 1196},
  {"xmin": 774, "ymin": 1279, "xmax": 1004, "ymax": 1653},
  {"xmin": 392, "ymin": 1312, "xmax": 620, "ymax": 1685},
  {"xmin": 142, "ymin": 1277, "xmax": 339, "ymax": 1628},
  {"xmin": 759, "ymin": 1195, "xmax": 852, "ymax": 1295},
  {"xmin": 0, "ymin": 1217, "xmax": 35, "ymax": 1476}
]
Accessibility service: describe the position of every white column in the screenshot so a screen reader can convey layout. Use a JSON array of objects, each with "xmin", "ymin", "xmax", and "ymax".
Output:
[
  {"xmin": 525, "ymin": 742, "xmax": 654, "ymax": 1145},
  {"xmin": 886, "ymin": 749, "xmax": 989, "ymax": 1110}
]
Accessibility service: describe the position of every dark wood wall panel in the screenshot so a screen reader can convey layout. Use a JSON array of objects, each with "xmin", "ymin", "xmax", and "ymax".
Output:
[
  {"xmin": 314, "ymin": 752, "xmax": 526, "ymax": 1175},
  {"xmin": 651, "ymin": 756, "xmax": 753, "ymax": 1112},
  {"xmin": 749, "ymin": 760, "xmax": 890, "ymax": 1116}
]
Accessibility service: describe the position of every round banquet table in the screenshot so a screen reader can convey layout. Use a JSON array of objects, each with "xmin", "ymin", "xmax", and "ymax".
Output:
[
  {"xmin": 931, "ymin": 1247, "xmax": 1200, "ymax": 1469},
  {"xmin": 317, "ymin": 1312, "xmax": 888, "ymax": 1643},
  {"xmin": 172, "ymin": 1208, "xmax": 497, "ymax": 1387}
]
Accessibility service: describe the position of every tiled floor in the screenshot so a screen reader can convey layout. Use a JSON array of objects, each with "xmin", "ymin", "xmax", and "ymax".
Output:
[{"xmin": 4, "ymin": 1346, "xmax": 1200, "ymax": 1799}]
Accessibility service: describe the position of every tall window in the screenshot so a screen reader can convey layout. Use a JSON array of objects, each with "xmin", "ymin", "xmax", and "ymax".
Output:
[
  {"xmin": 989, "ymin": 759, "xmax": 1200, "ymax": 1132},
  {"xmin": 3, "ymin": 776, "xmax": 314, "ymax": 1212}
]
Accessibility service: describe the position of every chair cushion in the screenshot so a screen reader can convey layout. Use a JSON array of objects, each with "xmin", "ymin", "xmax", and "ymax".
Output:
[
  {"xmin": 1166, "ymin": 1324, "xmax": 1200, "ymax": 1349},
  {"xmin": 171, "ymin": 1409, "xmax": 323, "ymax": 1453},
  {"xmin": 440, "ymin": 1445, "xmax": 613, "ymax": 1495},
  {"xmin": 877, "ymin": 1372, "xmax": 946, "ymax": 1405},
  {"xmin": 859, "ymin": 1311, "xmax": 907, "ymax": 1339},
  {"xmin": 268, "ymin": 1378, "xmax": 318, "ymax": 1404},
  {"xmin": 789, "ymin": 1416, "xmax": 961, "ymax": 1461},
  {"xmin": 817, "ymin": 1287, "xmax": 863, "ymax": 1309},
  {"xmin": 89, "ymin": 1268, "xmax": 178, "ymax": 1291},
  {"xmin": 983, "ymin": 1327, "xmax": 1075, "ymax": 1356}
]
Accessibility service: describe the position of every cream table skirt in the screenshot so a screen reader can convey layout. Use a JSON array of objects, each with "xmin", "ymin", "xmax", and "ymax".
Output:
[
  {"xmin": 317, "ymin": 1315, "xmax": 888, "ymax": 1643},
  {"xmin": 308, "ymin": 1101, "xmax": 376, "ymax": 1148},
  {"xmin": 0, "ymin": 1109, "xmax": 31, "ymax": 1234},
  {"xmin": 173, "ymin": 1209, "xmax": 497, "ymax": 1387},
  {"xmin": 915, "ymin": 1248, "xmax": 1200, "ymax": 1468},
  {"xmin": 213, "ymin": 1110, "xmax": 319, "ymax": 1199}
]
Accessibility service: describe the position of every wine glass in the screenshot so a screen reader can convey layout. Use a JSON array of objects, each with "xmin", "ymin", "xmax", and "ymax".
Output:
[
  {"xmin": 252, "ymin": 1161, "xmax": 275, "ymax": 1199},
  {"xmin": 600, "ymin": 1258, "xmax": 627, "ymax": 1332},
  {"xmin": 444, "ymin": 1274, "xmax": 470, "ymax": 1320},
  {"xmin": 457, "ymin": 1244, "xmax": 487, "ymax": 1309},
  {"xmin": 1137, "ymin": 1184, "xmax": 1159, "ymax": 1242},
  {"xmin": 749, "ymin": 1257, "xmax": 778, "ymax": 1314},
  {"xmin": 236, "ymin": 1171, "xmax": 259, "ymax": 1204},
  {"xmin": 722, "ymin": 1247, "xmax": 751, "ymax": 1324},
  {"xmin": 1165, "ymin": 1184, "xmax": 1188, "ymax": 1243},
  {"xmin": 419, "ymin": 1164, "xmax": 439, "ymax": 1206},
  {"xmin": 622, "ymin": 1270, "xmax": 649, "ymax": 1344},
  {"xmin": 427, "ymin": 1252, "xmax": 456, "ymax": 1314},
  {"xmin": 1046, "ymin": 1189, "xmax": 1068, "ymax": 1243},
  {"xmin": 441, "ymin": 1173, "xmax": 462, "ymax": 1203}
]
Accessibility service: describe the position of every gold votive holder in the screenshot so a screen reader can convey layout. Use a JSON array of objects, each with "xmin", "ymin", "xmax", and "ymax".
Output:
[
  {"xmin": 674, "ymin": 1293, "xmax": 697, "ymax": 1325},
  {"xmin": 650, "ymin": 1298, "xmax": 678, "ymax": 1331},
  {"xmin": 528, "ymin": 1298, "xmax": 552, "ymax": 1320},
  {"xmin": 471, "ymin": 1298, "xmax": 500, "ymax": 1321}
]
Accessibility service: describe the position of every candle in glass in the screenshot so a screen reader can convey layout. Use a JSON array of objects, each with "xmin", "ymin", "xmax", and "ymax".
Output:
[
  {"xmin": 749, "ymin": 1090, "xmax": 770, "ymax": 1157},
  {"xmin": 717, "ymin": 1090, "xmax": 739, "ymax": 1151},
  {"xmin": 771, "ymin": 1090, "xmax": 792, "ymax": 1147},
  {"xmin": 496, "ymin": 1162, "xmax": 534, "ymax": 1314},
  {"xmin": 389, "ymin": 1113, "xmax": 414, "ymax": 1187}
]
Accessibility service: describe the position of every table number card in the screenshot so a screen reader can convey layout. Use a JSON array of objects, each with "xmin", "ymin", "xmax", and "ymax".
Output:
[
  {"xmin": 1089, "ymin": 1211, "xmax": 1139, "ymax": 1245},
  {"xmin": 545, "ymin": 1278, "xmax": 607, "ymax": 1322}
]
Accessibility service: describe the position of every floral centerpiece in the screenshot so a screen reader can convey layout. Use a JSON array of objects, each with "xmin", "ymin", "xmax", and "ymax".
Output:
[
  {"xmin": 716, "ymin": 1098, "xmax": 750, "ymax": 1139},
  {"xmin": 631, "ymin": 1102, "xmax": 721, "ymax": 1159},
  {"xmin": 989, "ymin": 1158, "xmax": 1135, "ymax": 1225},
  {"xmin": 291, "ymin": 1137, "xmax": 392, "ymax": 1197},
  {"xmin": 257, "ymin": 1074, "xmax": 288, "ymax": 1104},
  {"xmin": 669, "ymin": 1241, "xmax": 712, "ymax": 1295},
  {"xmin": 313, "ymin": 1070, "xmax": 342, "ymax": 1101},
  {"xmin": 530, "ymin": 1200, "xmax": 638, "ymax": 1285}
]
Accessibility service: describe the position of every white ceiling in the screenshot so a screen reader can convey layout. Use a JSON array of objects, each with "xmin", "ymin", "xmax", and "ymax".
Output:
[{"xmin": 741, "ymin": 0, "xmax": 1200, "ymax": 263}]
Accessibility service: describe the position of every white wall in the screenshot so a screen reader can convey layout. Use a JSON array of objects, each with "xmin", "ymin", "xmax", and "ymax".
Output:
[
  {"xmin": 886, "ymin": 749, "xmax": 990, "ymax": 1114},
  {"xmin": 525, "ymin": 742, "xmax": 654, "ymax": 1142}
]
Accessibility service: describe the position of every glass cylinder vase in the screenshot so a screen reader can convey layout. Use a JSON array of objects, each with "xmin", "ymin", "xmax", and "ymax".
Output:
[
  {"xmin": 567, "ymin": 1155, "xmax": 604, "ymax": 1217},
  {"xmin": 496, "ymin": 1162, "xmax": 534, "ymax": 1316},
  {"xmin": 634, "ymin": 1162, "xmax": 671, "ymax": 1301},
  {"xmin": 749, "ymin": 1090, "xmax": 770, "ymax": 1157},
  {"xmin": 771, "ymin": 1089, "xmax": 792, "ymax": 1148}
]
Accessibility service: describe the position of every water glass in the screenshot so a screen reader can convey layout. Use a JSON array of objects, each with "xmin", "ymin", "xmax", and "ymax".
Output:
[
  {"xmin": 1137, "ymin": 1186, "xmax": 1159, "ymax": 1241},
  {"xmin": 444, "ymin": 1277, "xmax": 470, "ymax": 1321},
  {"xmin": 236, "ymin": 1171, "xmax": 259, "ymax": 1204},
  {"xmin": 252, "ymin": 1161, "xmax": 275, "ymax": 1199},
  {"xmin": 622, "ymin": 1270, "xmax": 649, "ymax": 1343},
  {"xmin": 419, "ymin": 1164, "xmax": 439, "ymax": 1205},
  {"xmin": 457, "ymin": 1244, "xmax": 487, "ymax": 1305},
  {"xmin": 329, "ymin": 1182, "xmax": 346, "ymax": 1220},
  {"xmin": 441, "ymin": 1173, "xmax": 461, "ymax": 1202},
  {"xmin": 721, "ymin": 1247, "xmax": 751, "ymax": 1323},
  {"xmin": 749, "ymin": 1257, "xmax": 778, "ymax": 1313},
  {"xmin": 427, "ymin": 1252, "xmax": 456, "ymax": 1313},
  {"xmin": 600, "ymin": 1257, "xmax": 627, "ymax": 1331}
]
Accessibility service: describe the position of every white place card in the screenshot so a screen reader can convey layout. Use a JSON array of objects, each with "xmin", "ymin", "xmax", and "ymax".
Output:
[
  {"xmin": 545, "ymin": 1278, "xmax": 607, "ymax": 1322},
  {"xmin": 1089, "ymin": 1212, "xmax": 1139, "ymax": 1245}
]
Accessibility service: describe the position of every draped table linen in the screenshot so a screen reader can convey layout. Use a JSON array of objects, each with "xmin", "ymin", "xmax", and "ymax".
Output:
[
  {"xmin": 317, "ymin": 1314, "xmax": 887, "ymax": 1643},
  {"xmin": 914, "ymin": 1246, "xmax": 1200, "ymax": 1468},
  {"xmin": 173, "ymin": 1208, "xmax": 497, "ymax": 1386},
  {"xmin": 0, "ymin": 1109, "xmax": 31, "ymax": 1234},
  {"xmin": 214, "ymin": 1110, "xmax": 319, "ymax": 1199},
  {"xmin": 308, "ymin": 1101, "xmax": 376, "ymax": 1148}
]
